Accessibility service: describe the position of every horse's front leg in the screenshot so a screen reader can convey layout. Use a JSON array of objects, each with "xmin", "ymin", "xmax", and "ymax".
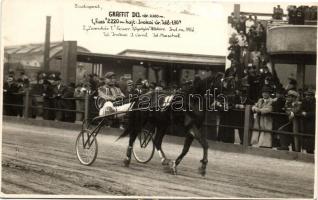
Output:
[
  {"xmin": 153, "ymin": 128, "xmax": 171, "ymax": 166},
  {"xmin": 198, "ymin": 143, "xmax": 208, "ymax": 176},
  {"xmin": 170, "ymin": 134, "xmax": 194, "ymax": 175},
  {"xmin": 197, "ymin": 128, "xmax": 209, "ymax": 176},
  {"xmin": 123, "ymin": 130, "xmax": 137, "ymax": 167}
]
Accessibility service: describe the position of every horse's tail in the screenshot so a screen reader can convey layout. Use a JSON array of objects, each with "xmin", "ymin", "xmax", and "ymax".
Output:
[{"xmin": 115, "ymin": 129, "xmax": 130, "ymax": 141}]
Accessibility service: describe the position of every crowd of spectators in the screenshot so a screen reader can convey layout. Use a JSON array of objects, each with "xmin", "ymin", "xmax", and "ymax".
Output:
[
  {"xmin": 272, "ymin": 5, "xmax": 284, "ymax": 20},
  {"xmin": 222, "ymin": 10, "xmax": 316, "ymax": 153},
  {"xmin": 3, "ymin": 71, "xmax": 77, "ymax": 122},
  {"xmin": 3, "ymin": 71, "xmax": 30, "ymax": 117},
  {"xmin": 287, "ymin": 5, "xmax": 317, "ymax": 24},
  {"xmin": 2, "ymin": 70, "xmax": 166, "ymax": 124}
]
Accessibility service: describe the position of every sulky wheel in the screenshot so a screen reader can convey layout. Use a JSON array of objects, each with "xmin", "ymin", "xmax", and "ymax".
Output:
[
  {"xmin": 132, "ymin": 128, "xmax": 155, "ymax": 164},
  {"xmin": 75, "ymin": 129, "xmax": 98, "ymax": 166}
]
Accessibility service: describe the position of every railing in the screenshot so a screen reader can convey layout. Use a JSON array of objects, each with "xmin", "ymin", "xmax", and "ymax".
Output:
[
  {"xmin": 202, "ymin": 105, "xmax": 314, "ymax": 152},
  {"xmin": 3, "ymin": 89, "xmax": 90, "ymax": 121},
  {"xmin": 2, "ymin": 91, "xmax": 315, "ymax": 152}
]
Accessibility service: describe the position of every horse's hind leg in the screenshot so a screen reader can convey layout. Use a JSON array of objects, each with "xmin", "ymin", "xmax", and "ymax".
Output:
[
  {"xmin": 170, "ymin": 134, "xmax": 194, "ymax": 175},
  {"xmin": 123, "ymin": 130, "xmax": 137, "ymax": 167},
  {"xmin": 197, "ymin": 131, "xmax": 209, "ymax": 176}
]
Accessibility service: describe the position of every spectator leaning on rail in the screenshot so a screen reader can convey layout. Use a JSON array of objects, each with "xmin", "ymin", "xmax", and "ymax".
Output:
[
  {"xmin": 271, "ymin": 87, "xmax": 288, "ymax": 148},
  {"xmin": 233, "ymin": 85, "xmax": 254, "ymax": 144},
  {"xmin": 19, "ymin": 71, "xmax": 30, "ymax": 88},
  {"xmin": 278, "ymin": 90, "xmax": 301, "ymax": 151},
  {"xmin": 15, "ymin": 78, "xmax": 25, "ymax": 117},
  {"xmin": 300, "ymin": 88, "xmax": 315, "ymax": 154},
  {"xmin": 74, "ymin": 83, "xmax": 87, "ymax": 122},
  {"xmin": 42, "ymin": 76, "xmax": 55, "ymax": 120},
  {"xmin": 3, "ymin": 75, "xmax": 19, "ymax": 116},
  {"xmin": 53, "ymin": 76, "xmax": 68, "ymax": 121},
  {"xmin": 250, "ymin": 86, "xmax": 273, "ymax": 148}
]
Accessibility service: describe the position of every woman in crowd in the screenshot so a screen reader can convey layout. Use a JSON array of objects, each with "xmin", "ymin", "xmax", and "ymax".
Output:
[{"xmin": 250, "ymin": 86, "xmax": 273, "ymax": 148}]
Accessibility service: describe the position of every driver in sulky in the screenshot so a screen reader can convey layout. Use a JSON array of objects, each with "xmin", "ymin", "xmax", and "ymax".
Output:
[
  {"xmin": 98, "ymin": 72, "xmax": 125, "ymax": 102},
  {"xmin": 98, "ymin": 72, "xmax": 128, "ymax": 118}
]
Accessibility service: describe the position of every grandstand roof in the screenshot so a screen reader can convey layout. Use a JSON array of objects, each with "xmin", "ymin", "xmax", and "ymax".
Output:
[{"xmin": 4, "ymin": 42, "xmax": 90, "ymax": 59}]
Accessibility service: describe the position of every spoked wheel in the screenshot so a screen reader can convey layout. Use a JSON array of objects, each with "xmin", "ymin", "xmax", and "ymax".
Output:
[
  {"xmin": 133, "ymin": 128, "xmax": 155, "ymax": 163},
  {"xmin": 75, "ymin": 129, "xmax": 98, "ymax": 166}
]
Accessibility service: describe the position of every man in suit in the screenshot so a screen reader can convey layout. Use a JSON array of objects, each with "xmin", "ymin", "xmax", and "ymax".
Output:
[
  {"xmin": 3, "ymin": 76, "xmax": 19, "ymax": 116},
  {"xmin": 53, "ymin": 76, "xmax": 67, "ymax": 121},
  {"xmin": 301, "ymin": 89, "xmax": 315, "ymax": 154},
  {"xmin": 42, "ymin": 78, "xmax": 55, "ymax": 120},
  {"xmin": 278, "ymin": 90, "xmax": 301, "ymax": 151},
  {"xmin": 247, "ymin": 64, "xmax": 261, "ymax": 103},
  {"xmin": 233, "ymin": 86, "xmax": 254, "ymax": 144},
  {"xmin": 15, "ymin": 78, "xmax": 25, "ymax": 117},
  {"xmin": 272, "ymin": 87, "xmax": 287, "ymax": 148},
  {"xmin": 245, "ymin": 14, "xmax": 255, "ymax": 33}
]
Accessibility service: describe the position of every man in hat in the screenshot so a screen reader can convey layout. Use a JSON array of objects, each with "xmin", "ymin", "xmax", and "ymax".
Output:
[
  {"xmin": 300, "ymin": 88, "xmax": 315, "ymax": 153},
  {"xmin": 278, "ymin": 89, "xmax": 301, "ymax": 151},
  {"xmin": 239, "ymin": 15, "xmax": 247, "ymax": 34},
  {"xmin": 3, "ymin": 75, "xmax": 18, "ymax": 116},
  {"xmin": 233, "ymin": 86, "xmax": 254, "ymax": 144},
  {"xmin": 42, "ymin": 79, "xmax": 55, "ymax": 120},
  {"xmin": 98, "ymin": 72, "xmax": 124, "ymax": 102},
  {"xmin": 15, "ymin": 78, "xmax": 25, "ymax": 117},
  {"xmin": 123, "ymin": 79, "xmax": 134, "ymax": 97},
  {"xmin": 276, "ymin": 5, "xmax": 284, "ymax": 20},
  {"xmin": 19, "ymin": 71, "xmax": 30, "ymax": 88},
  {"xmin": 134, "ymin": 78, "xmax": 144, "ymax": 95},
  {"xmin": 141, "ymin": 79, "xmax": 150, "ymax": 93},
  {"xmin": 285, "ymin": 74, "xmax": 297, "ymax": 91},
  {"xmin": 240, "ymin": 45, "xmax": 250, "ymax": 69},
  {"xmin": 272, "ymin": 87, "xmax": 287, "ymax": 148},
  {"xmin": 245, "ymin": 14, "xmax": 255, "ymax": 33},
  {"xmin": 53, "ymin": 76, "xmax": 67, "ymax": 121},
  {"xmin": 247, "ymin": 64, "xmax": 261, "ymax": 103}
]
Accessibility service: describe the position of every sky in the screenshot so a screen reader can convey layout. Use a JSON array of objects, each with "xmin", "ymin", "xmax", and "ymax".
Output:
[{"xmin": 2, "ymin": 0, "xmax": 318, "ymax": 56}]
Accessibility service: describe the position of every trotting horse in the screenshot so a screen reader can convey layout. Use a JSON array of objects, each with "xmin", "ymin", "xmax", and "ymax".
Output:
[{"xmin": 119, "ymin": 74, "xmax": 227, "ymax": 176}]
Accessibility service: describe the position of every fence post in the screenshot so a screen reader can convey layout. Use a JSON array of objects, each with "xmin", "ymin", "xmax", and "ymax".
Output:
[
  {"xmin": 23, "ymin": 89, "xmax": 30, "ymax": 119},
  {"xmin": 293, "ymin": 117, "xmax": 300, "ymax": 152},
  {"xmin": 243, "ymin": 105, "xmax": 252, "ymax": 149},
  {"xmin": 84, "ymin": 92, "xmax": 89, "ymax": 122}
]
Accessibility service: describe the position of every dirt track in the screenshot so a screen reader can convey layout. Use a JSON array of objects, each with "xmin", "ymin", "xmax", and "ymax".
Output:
[{"xmin": 1, "ymin": 121, "xmax": 315, "ymax": 198}]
